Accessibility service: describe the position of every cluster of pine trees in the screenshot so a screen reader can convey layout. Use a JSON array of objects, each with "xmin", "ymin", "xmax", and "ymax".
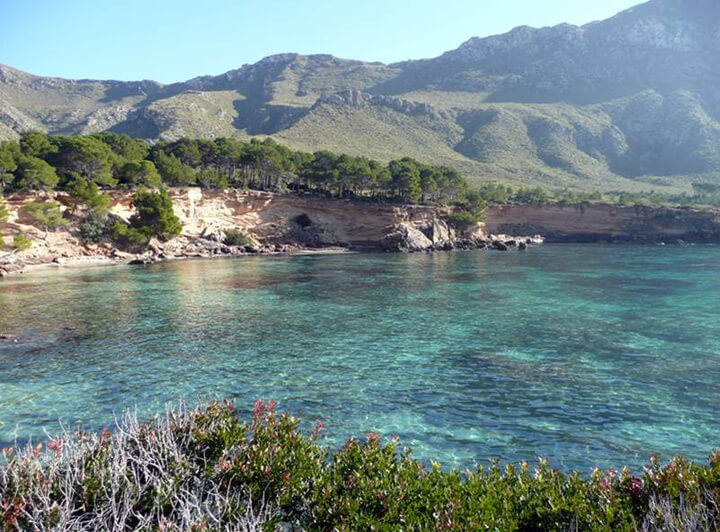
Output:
[{"xmin": 0, "ymin": 132, "xmax": 469, "ymax": 205}]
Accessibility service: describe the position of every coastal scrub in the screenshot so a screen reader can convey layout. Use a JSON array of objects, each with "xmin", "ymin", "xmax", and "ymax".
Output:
[{"xmin": 1, "ymin": 401, "xmax": 718, "ymax": 531}]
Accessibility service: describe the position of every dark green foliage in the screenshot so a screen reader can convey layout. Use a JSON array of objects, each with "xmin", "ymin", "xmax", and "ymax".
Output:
[
  {"xmin": 0, "ymin": 133, "xmax": 471, "ymax": 205},
  {"xmin": 476, "ymin": 182, "xmax": 511, "ymax": 204},
  {"xmin": 152, "ymin": 150, "xmax": 196, "ymax": 185},
  {"xmin": 2, "ymin": 401, "xmax": 719, "ymax": 531},
  {"xmin": 447, "ymin": 210, "xmax": 482, "ymax": 231},
  {"xmin": 224, "ymin": 228, "xmax": 253, "ymax": 246},
  {"xmin": 117, "ymin": 160, "xmax": 162, "ymax": 188},
  {"xmin": 110, "ymin": 220, "xmax": 149, "ymax": 249},
  {"xmin": 80, "ymin": 211, "xmax": 112, "ymax": 244},
  {"xmin": 48, "ymin": 136, "xmax": 117, "ymax": 187},
  {"xmin": 448, "ymin": 189, "xmax": 487, "ymax": 231},
  {"xmin": 65, "ymin": 175, "xmax": 111, "ymax": 214},
  {"xmin": 0, "ymin": 142, "xmax": 19, "ymax": 188},
  {"xmin": 19, "ymin": 131, "xmax": 56, "ymax": 159},
  {"xmin": 5, "ymin": 132, "xmax": 711, "ymax": 210},
  {"xmin": 91, "ymin": 132, "xmax": 149, "ymax": 161},
  {"xmin": 129, "ymin": 189, "xmax": 182, "ymax": 242},
  {"xmin": 389, "ymin": 157, "xmax": 422, "ymax": 202},
  {"xmin": 513, "ymin": 185, "xmax": 550, "ymax": 204},
  {"xmin": 13, "ymin": 155, "xmax": 59, "ymax": 191}
]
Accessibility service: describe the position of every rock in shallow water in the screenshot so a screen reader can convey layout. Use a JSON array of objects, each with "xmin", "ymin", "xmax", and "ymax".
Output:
[{"xmin": 381, "ymin": 223, "xmax": 433, "ymax": 252}]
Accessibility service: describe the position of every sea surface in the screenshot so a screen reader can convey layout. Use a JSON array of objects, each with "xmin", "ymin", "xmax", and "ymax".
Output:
[{"xmin": 1, "ymin": 245, "xmax": 719, "ymax": 472}]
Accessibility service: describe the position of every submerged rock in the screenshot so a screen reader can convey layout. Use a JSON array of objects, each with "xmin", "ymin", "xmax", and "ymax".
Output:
[{"xmin": 128, "ymin": 257, "xmax": 155, "ymax": 265}]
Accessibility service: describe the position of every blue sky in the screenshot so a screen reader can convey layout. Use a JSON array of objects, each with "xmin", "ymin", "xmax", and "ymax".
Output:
[{"xmin": 1, "ymin": 0, "xmax": 641, "ymax": 83}]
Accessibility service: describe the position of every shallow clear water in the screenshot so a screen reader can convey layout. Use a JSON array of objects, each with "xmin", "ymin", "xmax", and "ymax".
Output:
[{"xmin": 1, "ymin": 245, "xmax": 719, "ymax": 472}]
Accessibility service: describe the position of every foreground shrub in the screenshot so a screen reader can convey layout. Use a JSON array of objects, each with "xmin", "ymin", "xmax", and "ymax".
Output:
[{"xmin": 1, "ymin": 401, "xmax": 719, "ymax": 531}]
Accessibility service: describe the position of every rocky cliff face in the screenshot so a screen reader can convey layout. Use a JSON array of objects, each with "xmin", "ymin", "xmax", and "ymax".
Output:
[
  {"xmin": 2, "ymin": 0, "xmax": 720, "ymax": 191},
  {"xmin": 0, "ymin": 190, "xmax": 489, "ymax": 275},
  {"xmin": 3, "ymin": 190, "xmax": 719, "ymax": 276},
  {"xmin": 485, "ymin": 202, "xmax": 720, "ymax": 243}
]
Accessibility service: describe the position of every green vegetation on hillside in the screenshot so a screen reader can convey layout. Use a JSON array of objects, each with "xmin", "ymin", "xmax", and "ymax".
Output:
[
  {"xmin": 1, "ymin": 400, "xmax": 718, "ymax": 530},
  {"xmin": 109, "ymin": 189, "xmax": 183, "ymax": 249},
  {"xmin": 21, "ymin": 201, "xmax": 68, "ymax": 240},
  {"xmin": 0, "ymin": 132, "xmax": 471, "ymax": 205},
  {"xmin": 3, "ymin": 132, "xmax": 718, "ymax": 215}
]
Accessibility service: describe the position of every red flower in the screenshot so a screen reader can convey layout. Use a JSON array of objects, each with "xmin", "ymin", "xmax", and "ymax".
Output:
[{"xmin": 312, "ymin": 421, "xmax": 325, "ymax": 439}]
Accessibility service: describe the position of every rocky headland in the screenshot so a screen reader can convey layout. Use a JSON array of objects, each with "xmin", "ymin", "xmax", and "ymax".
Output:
[{"xmin": 0, "ymin": 188, "xmax": 541, "ymax": 277}]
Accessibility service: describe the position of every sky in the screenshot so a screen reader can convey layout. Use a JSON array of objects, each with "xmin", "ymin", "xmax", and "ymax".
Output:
[{"xmin": 1, "ymin": 0, "xmax": 641, "ymax": 83}]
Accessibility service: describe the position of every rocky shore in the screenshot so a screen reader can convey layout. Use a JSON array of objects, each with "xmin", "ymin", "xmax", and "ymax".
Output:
[{"xmin": 0, "ymin": 189, "xmax": 543, "ymax": 278}]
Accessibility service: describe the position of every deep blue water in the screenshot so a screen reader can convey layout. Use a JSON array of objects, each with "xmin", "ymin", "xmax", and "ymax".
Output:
[{"xmin": 0, "ymin": 245, "xmax": 719, "ymax": 472}]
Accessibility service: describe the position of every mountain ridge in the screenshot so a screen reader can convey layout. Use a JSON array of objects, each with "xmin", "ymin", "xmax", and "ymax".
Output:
[{"xmin": 2, "ymin": 0, "xmax": 720, "ymax": 192}]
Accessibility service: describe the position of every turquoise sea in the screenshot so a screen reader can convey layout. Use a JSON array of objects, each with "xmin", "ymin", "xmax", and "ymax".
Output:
[{"xmin": 1, "ymin": 245, "xmax": 719, "ymax": 472}]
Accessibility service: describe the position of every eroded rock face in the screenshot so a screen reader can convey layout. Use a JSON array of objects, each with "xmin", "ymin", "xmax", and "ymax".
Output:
[
  {"xmin": 426, "ymin": 220, "xmax": 456, "ymax": 247},
  {"xmin": 380, "ymin": 223, "xmax": 434, "ymax": 252}
]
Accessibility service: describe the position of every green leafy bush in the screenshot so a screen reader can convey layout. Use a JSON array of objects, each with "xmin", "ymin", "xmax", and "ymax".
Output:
[
  {"xmin": 110, "ymin": 190, "xmax": 183, "ymax": 250},
  {"xmin": 110, "ymin": 220, "xmax": 150, "ymax": 249},
  {"xmin": 65, "ymin": 174, "xmax": 111, "ymax": 214},
  {"xmin": 13, "ymin": 233, "xmax": 32, "ymax": 251},
  {"xmin": 1, "ymin": 401, "xmax": 719, "ymax": 531},
  {"xmin": 130, "ymin": 189, "xmax": 182, "ymax": 241},
  {"xmin": 447, "ymin": 210, "xmax": 482, "ymax": 231},
  {"xmin": 80, "ymin": 211, "xmax": 112, "ymax": 244}
]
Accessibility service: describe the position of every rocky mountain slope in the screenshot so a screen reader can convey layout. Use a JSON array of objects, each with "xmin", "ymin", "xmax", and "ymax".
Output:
[{"xmin": 2, "ymin": 0, "xmax": 719, "ymax": 192}]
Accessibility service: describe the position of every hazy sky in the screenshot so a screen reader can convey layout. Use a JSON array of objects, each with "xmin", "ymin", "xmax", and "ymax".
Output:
[{"xmin": 1, "ymin": 0, "xmax": 641, "ymax": 83}]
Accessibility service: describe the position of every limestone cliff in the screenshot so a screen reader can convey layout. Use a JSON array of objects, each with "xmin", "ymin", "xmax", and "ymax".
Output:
[
  {"xmin": 2, "ymin": 190, "xmax": 719, "ymax": 277},
  {"xmin": 485, "ymin": 203, "xmax": 720, "ymax": 243},
  {"xmin": 0, "ymin": 189, "xmax": 483, "ymax": 275}
]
